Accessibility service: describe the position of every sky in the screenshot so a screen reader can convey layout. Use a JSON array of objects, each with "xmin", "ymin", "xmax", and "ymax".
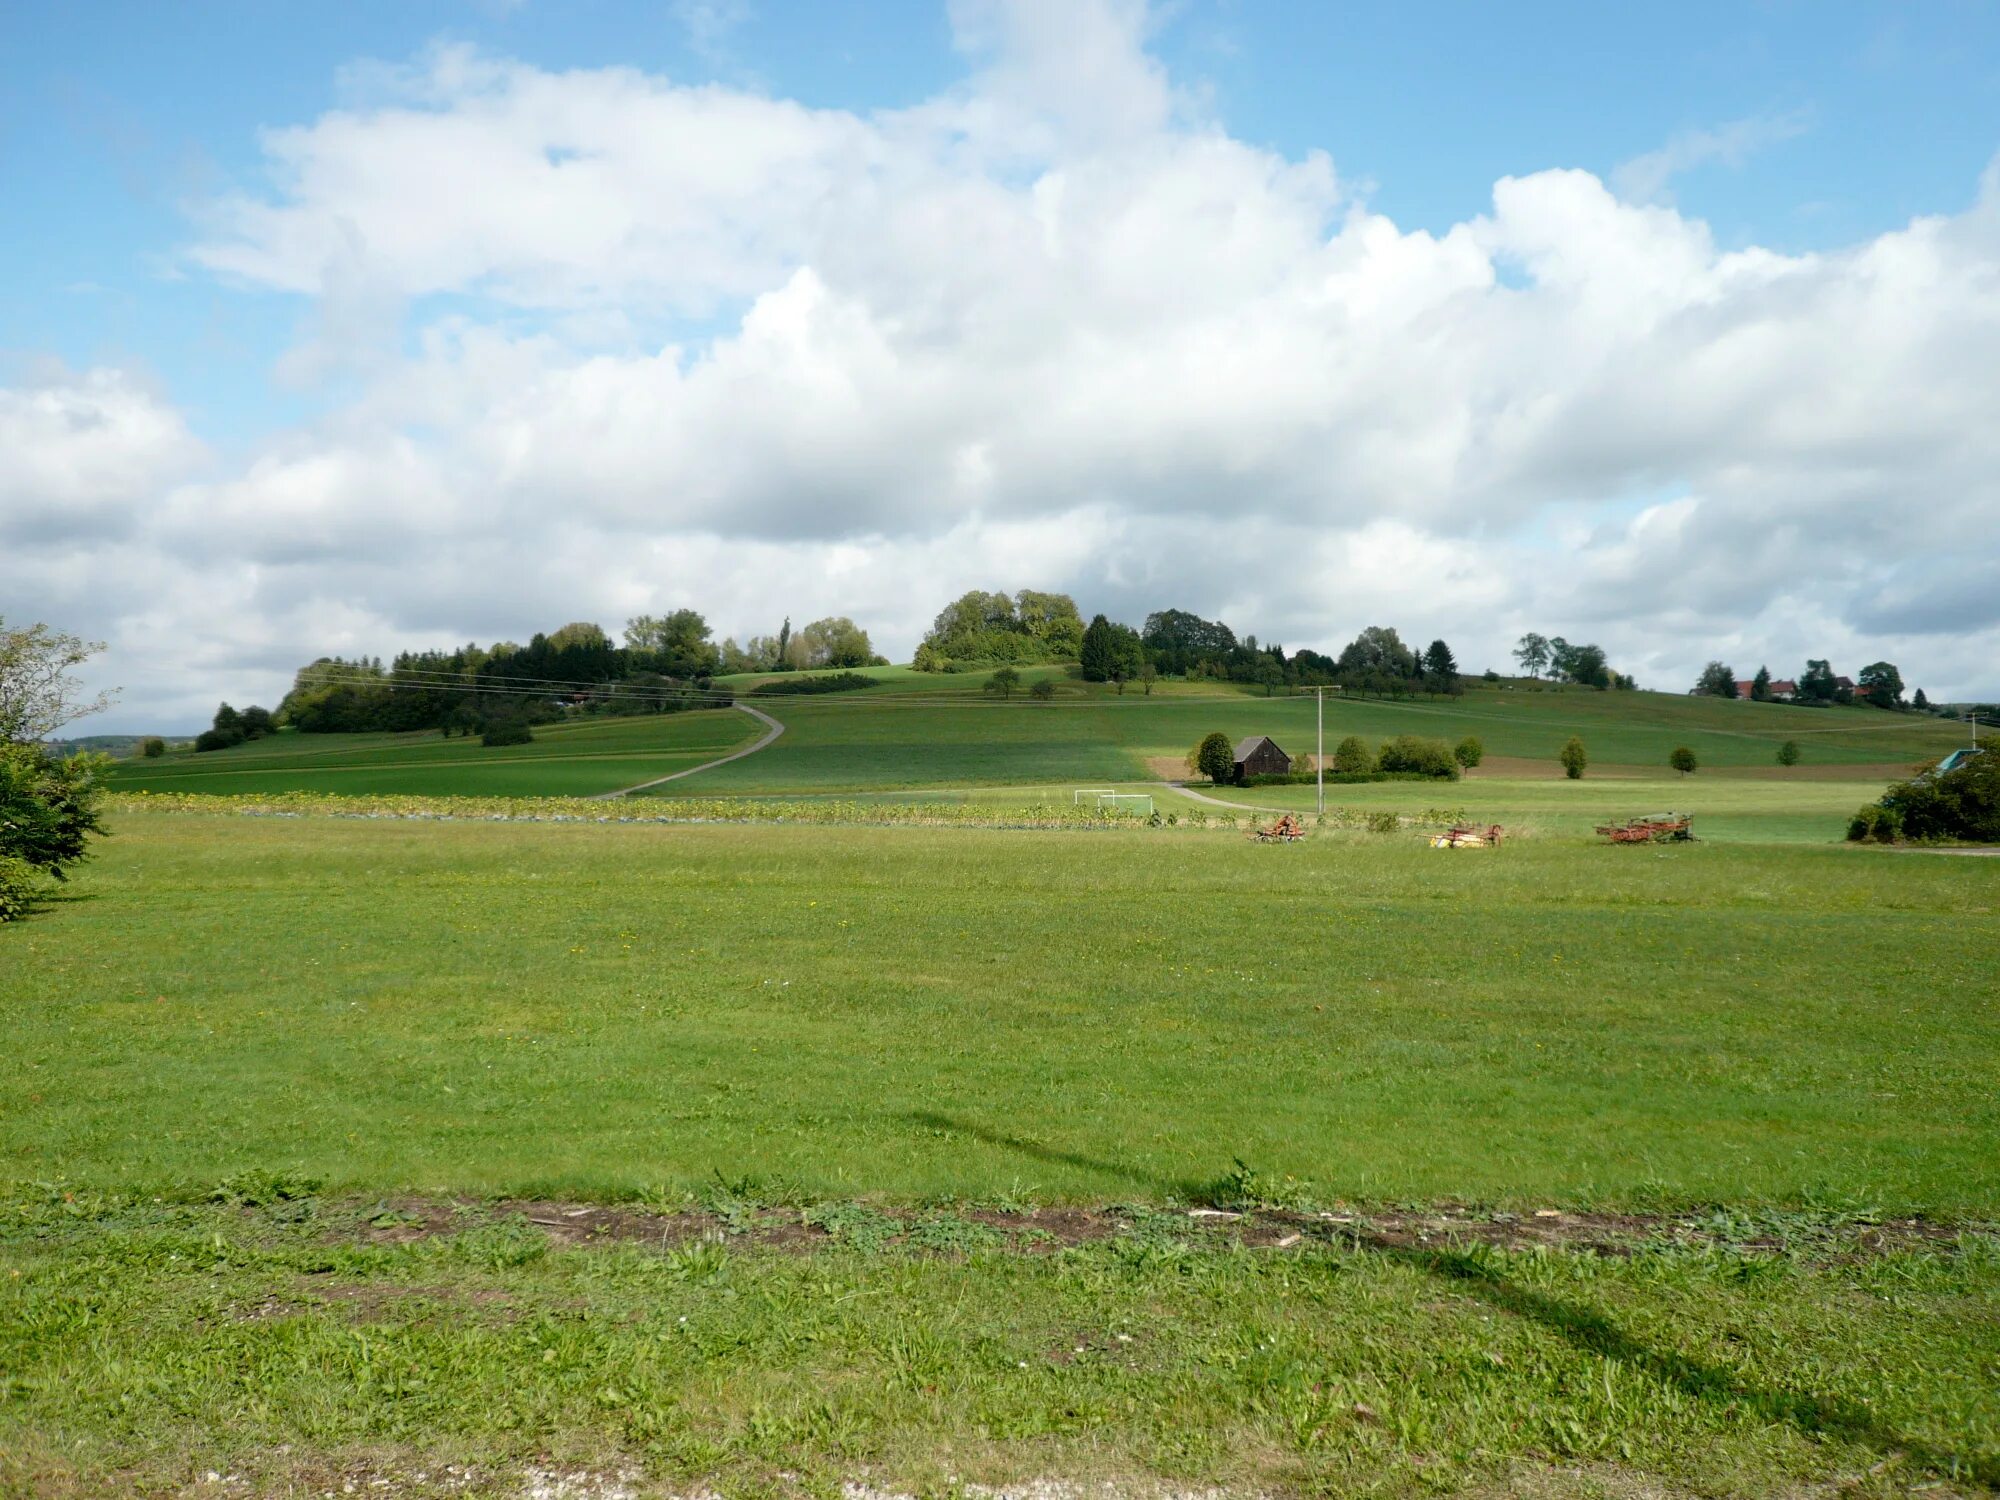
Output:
[{"xmin": 4, "ymin": 0, "xmax": 1999, "ymax": 732}]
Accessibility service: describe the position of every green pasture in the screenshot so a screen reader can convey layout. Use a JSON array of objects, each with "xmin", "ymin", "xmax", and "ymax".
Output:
[
  {"xmin": 10, "ymin": 808, "xmax": 1996, "ymax": 1211},
  {"xmin": 9, "ymin": 807, "xmax": 2000, "ymax": 1493},
  {"xmin": 103, "ymin": 708, "xmax": 754, "ymax": 798},
  {"xmin": 672, "ymin": 673, "xmax": 1965, "ymax": 793},
  {"xmin": 107, "ymin": 673, "xmax": 1968, "ymax": 801}
]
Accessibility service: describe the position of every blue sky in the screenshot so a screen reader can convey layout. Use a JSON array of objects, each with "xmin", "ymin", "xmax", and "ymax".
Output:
[
  {"xmin": 4, "ymin": 0, "xmax": 1999, "ymax": 727},
  {"xmin": 9, "ymin": 1, "xmax": 1997, "ymax": 447}
]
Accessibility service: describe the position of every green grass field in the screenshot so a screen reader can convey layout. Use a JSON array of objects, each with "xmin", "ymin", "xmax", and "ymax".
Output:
[
  {"xmin": 107, "ymin": 673, "xmax": 1970, "ymax": 801},
  {"xmin": 6, "ymin": 807, "xmax": 1999, "ymax": 1495},
  {"xmin": 32, "ymin": 684, "xmax": 2000, "ymax": 1495},
  {"xmin": 102, "ymin": 708, "xmax": 755, "ymax": 798}
]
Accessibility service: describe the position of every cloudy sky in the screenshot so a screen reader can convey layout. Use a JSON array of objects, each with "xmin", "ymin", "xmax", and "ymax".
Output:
[{"xmin": 5, "ymin": 0, "xmax": 1999, "ymax": 731}]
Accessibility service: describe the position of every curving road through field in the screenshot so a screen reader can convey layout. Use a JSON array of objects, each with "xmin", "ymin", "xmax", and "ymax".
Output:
[{"xmin": 592, "ymin": 703, "xmax": 786, "ymax": 798}]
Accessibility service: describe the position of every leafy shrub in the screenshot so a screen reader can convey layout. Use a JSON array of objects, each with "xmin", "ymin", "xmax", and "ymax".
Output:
[
  {"xmin": 1453, "ymin": 735, "xmax": 1484, "ymax": 769},
  {"xmin": 0, "ymin": 855, "xmax": 42, "ymax": 923},
  {"xmin": 141, "ymin": 737, "xmax": 165, "ymax": 758},
  {"xmin": 1331, "ymin": 735, "xmax": 1374, "ymax": 775},
  {"xmin": 1366, "ymin": 811, "xmax": 1401, "ymax": 834},
  {"xmin": 1876, "ymin": 750, "xmax": 1998, "ymax": 842},
  {"xmin": 1189, "ymin": 730, "xmax": 1234, "ymax": 785},
  {"xmin": 1669, "ymin": 746, "xmax": 1697, "ymax": 776},
  {"xmin": 0, "ymin": 745, "xmax": 107, "ymax": 882},
  {"xmin": 481, "ymin": 719, "xmax": 534, "ymax": 747},
  {"xmin": 1847, "ymin": 805, "xmax": 1902, "ymax": 843},
  {"xmin": 1559, "ymin": 736, "xmax": 1588, "ymax": 779},
  {"xmin": 1375, "ymin": 735, "xmax": 1460, "ymax": 779},
  {"xmin": 750, "ymin": 672, "xmax": 877, "ymax": 697},
  {"xmin": 194, "ymin": 726, "xmax": 243, "ymax": 752},
  {"xmin": 1777, "ymin": 739, "xmax": 1801, "ymax": 767}
]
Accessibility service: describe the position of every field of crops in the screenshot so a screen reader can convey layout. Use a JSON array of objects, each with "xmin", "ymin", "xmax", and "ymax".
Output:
[{"xmin": 109, "ymin": 671, "xmax": 1972, "ymax": 801}]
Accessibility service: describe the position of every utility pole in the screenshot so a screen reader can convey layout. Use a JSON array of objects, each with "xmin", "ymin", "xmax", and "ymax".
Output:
[{"xmin": 1316, "ymin": 687, "xmax": 1324, "ymax": 815}]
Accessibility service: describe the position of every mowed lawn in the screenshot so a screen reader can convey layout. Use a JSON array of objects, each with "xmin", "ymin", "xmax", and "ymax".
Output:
[
  {"xmin": 9, "ymin": 808, "xmax": 1997, "ymax": 1212},
  {"xmin": 103, "ymin": 708, "xmax": 756, "ymax": 798}
]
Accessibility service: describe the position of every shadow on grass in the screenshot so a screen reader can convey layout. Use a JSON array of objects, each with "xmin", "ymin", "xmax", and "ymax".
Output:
[
  {"xmin": 898, "ymin": 1111, "xmax": 1200, "ymax": 1199},
  {"xmin": 1398, "ymin": 1241, "xmax": 1995, "ymax": 1487}
]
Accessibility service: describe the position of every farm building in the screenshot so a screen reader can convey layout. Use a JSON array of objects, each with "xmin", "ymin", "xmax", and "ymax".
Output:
[{"xmin": 1233, "ymin": 735, "xmax": 1292, "ymax": 780}]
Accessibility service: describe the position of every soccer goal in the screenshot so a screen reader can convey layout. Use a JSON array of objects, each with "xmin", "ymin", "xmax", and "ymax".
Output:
[
  {"xmin": 1095, "ymin": 792, "xmax": 1154, "ymax": 817},
  {"xmin": 1072, "ymin": 788, "xmax": 1118, "ymax": 804}
]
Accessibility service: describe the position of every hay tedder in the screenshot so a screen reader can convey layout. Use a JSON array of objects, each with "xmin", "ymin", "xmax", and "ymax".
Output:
[
  {"xmin": 1596, "ymin": 813, "xmax": 1695, "ymax": 844},
  {"xmin": 1253, "ymin": 813, "xmax": 1307, "ymax": 843},
  {"xmin": 1430, "ymin": 823, "xmax": 1504, "ymax": 849}
]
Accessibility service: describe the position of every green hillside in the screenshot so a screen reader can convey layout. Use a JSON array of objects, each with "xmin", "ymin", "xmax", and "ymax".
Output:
[
  {"xmin": 674, "ymin": 670, "xmax": 1965, "ymax": 793},
  {"xmin": 106, "ymin": 668, "xmax": 1970, "ymax": 801},
  {"xmin": 104, "ymin": 708, "xmax": 754, "ymax": 798}
]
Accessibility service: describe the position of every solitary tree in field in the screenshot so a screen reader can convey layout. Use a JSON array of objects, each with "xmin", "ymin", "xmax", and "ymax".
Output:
[
  {"xmin": 1029, "ymin": 678, "xmax": 1055, "ymax": 703},
  {"xmin": 1453, "ymin": 735, "xmax": 1484, "ymax": 769},
  {"xmin": 1669, "ymin": 745, "xmax": 1697, "ymax": 776},
  {"xmin": 984, "ymin": 666, "xmax": 1021, "ymax": 699},
  {"xmin": 1332, "ymin": 735, "xmax": 1374, "ymax": 775},
  {"xmin": 1777, "ymin": 739, "xmax": 1801, "ymax": 767},
  {"xmin": 1139, "ymin": 662, "xmax": 1157, "ymax": 695},
  {"xmin": 1192, "ymin": 731, "xmax": 1235, "ymax": 785},
  {"xmin": 1559, "ymin": 736, "xmax": 1588, "ymax": 779}
]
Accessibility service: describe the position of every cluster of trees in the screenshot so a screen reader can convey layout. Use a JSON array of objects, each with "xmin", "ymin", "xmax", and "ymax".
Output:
[
  {"xmin": 719, "ymin": 616, "xmax": 882, "ymax": 674},
  {"xmin": 1694, "ymin": 657, "xmax": 1922, "ymax": 711},
  {"xmin": 1, "ymin": 619, "xmax": 111, "ymax": 922},
  {"xmin": 195, "ymin": 702, "xmax": 276, "ymax": 752},
  {"xmin": 265, "ymin": 613, "xmax": 747, "ymax": 740},
  {"xmin": 1510, "ymin": 634, "xmax": 1625, "ymax": 690},
  {"xmin": 917, "ymin": 594, "xmax": 1471, "ymax": 699},
  {"xmin": 914, "ymin": 591, "xmax": 1085, "ymax": 671}
]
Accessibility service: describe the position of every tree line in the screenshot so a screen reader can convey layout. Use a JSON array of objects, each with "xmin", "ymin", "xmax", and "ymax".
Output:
[
  {"xmin": 917, "ymin": 591, "xmax": 1489, "ymax": 699},
  {"xmin": 197, "ymin": 611, "xmax": 882, "ymax": 748}
]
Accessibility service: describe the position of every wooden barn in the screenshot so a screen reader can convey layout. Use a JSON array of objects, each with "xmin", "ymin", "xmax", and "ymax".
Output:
[{"xmin": 1233, "ymin": 735, "xmax": 1291, "ymax": 781}]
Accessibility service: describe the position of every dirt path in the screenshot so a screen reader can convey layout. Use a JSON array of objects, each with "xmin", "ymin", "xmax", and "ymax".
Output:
[
  {"xmin": 591, "ymin": 704, "xmax": 785, "ymax": 798},
  {"xmin": 1158, "ymin": 781, "xmax": 1288, "ymax": 814}
]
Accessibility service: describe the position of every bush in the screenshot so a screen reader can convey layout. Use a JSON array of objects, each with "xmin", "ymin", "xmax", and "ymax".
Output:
[
  {"xmin": 1669, "ymin": 746, "xmax": 1697, "ymax": 776},
  {"xmin": 1366, "ymin": 811, "xmax": 1401, "ymax": 834},
  {"xmin": 1453, "ymin": 735, "xmax": 1484, "ymax": 769},
  {"xmin": 1877, "ymin": 750, "xmax": 1999, "ymax": 842},
  {"xmin": 141, "ymin": 737, "xmax": 165, "ymax": 758},
  {"xmin": 1559, "ymin": 736, "xmax": 1588, "ymax": 779},
  {"xmin": 1777, "ymin": 740, "xmax": 1801, "ymax": 767},
  {"xmin": 1376, "ymin": 735, "xmax": 1460, "ymax": 779},
  {"xmin": 1242, "ymin": 770, "xmax": 1443, "ymax": 787},
  {"xmin": 194, "ymin": 726, "xmax": 244, "ymax": 753},
  {"xmin": 481, "ymin": 720, "xmax": 535, "ymax": 747},
  {"xmin": 1331, "ymin": 735, "xmax": 1375, "ymax": 775},
  {"xmin": 0, "ymin": 745, "xmax": 108, "ymax": 888},
  {"xmin": 0, "ymin": 854, "xmax": 42, "ymax": 923},
  {"xmin": 1847, "ymin": 805, "xmax": 1902, "ymax": 843}
]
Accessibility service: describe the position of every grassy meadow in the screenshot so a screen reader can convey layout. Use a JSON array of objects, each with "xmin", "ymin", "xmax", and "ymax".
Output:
[
  {"xmin": 27, "ymin": 681, "xmax": 2000, "ymax": 1495},
  {"xmin": 105, "ymin": 672, "xmax": 1970, "ymax": 800},
  {"xmin": 11, "ymin": 809, "xmax": 1997, "ymax": 1206},
  {"xmin": 102, "ymin": 707, "xmax": 755, "ymax": 798},
  {"xmin": 5, "ymin": 806, "xmax": 2000, "ymax": 1495}
]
